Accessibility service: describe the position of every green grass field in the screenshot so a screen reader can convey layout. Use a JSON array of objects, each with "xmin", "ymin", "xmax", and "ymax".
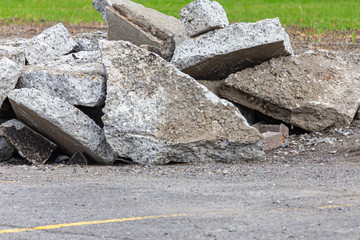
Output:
[{"xmin": 0, "ymin": 0, "xmax": 359, "ymax": 30}]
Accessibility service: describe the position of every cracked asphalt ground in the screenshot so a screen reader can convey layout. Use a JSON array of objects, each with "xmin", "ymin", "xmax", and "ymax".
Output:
[{"xmin": 0, "ymin": 23, "xmax": 360, "ymax": 239}]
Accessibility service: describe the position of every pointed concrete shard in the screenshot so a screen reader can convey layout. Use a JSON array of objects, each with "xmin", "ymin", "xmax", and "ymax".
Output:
[
  {"xmin": 180, "ymin": 0, "xmax": 229, "ymax": 37},
  {"xmin": 0, "ymin": 119, "xmax": 57, "ymax": 165},
  {"xmin": 18, "ymin": 51, "xmax": 106, "ymax": 107},
  {"xmin": 21, "ymin": 23, "xmax": 76, "ymax": 65},
  {"xmin": 220, "ymin": 51, "xmax": 360, "ymax": 132},
  {"xmin": 0, "ymin": 57, "xmax": 22, "ymax": 108},
  {"xmin": 8, "ymin": 88, "xmax": 116, "ymax": 164},
  {"xmin": 171, "ymin": 18, "xmax": 293, "ymax": 80},
  {"xmin": 100, "ymin": 40, "xmax": 264, "ymax": 164}
]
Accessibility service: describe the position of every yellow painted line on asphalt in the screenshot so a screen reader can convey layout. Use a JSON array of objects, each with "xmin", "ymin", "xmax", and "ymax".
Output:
[
  {"xmin": 0, "ymin": 180, "xmax": 20, "ymax": 183},
  {"xmin": 0, "ymin": 214, "xmax": 188, "ymax": 234},
  {"xmin": 318, "ymin": 203, "xmax": 352, "ymax": 209}
]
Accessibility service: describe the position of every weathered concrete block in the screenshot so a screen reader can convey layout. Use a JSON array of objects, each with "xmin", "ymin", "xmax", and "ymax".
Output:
[
  {"xmin": 18, "ymin": 51, "xmax": 106, "ymax": 107},
  {"xmin": 0, "ymin": 137, "xmax": 14, "ymax": 162},
  {"xmin": 262, "ymin": 132, "xmax": 283, "ymax": 151},
  {"xmin": 220, "ymin": 51, "xmax": 360, "ymax": 132},
  {"xmin": 21, "ymin": 23, "xmax": 76, "ymax": 65},
  {"xmin": 0, "ymin": 38, "xmax": 27, "ymax": 65},
  {"xmin": 106, "ymin": 0, "xmax": 188, "ymax": 60},
  {"xmin": 0, "ymin": 57, "xmax": 22, "ymax": 108},
  {"xmin": 8, "ymin": 88, "xmax": 116, "ymax": 164},
  {"xmin": 100, "ymin": 40, "xmax": 264, "ymax": 164},
  {"xmin": 0, "ymin": 119, "xmax": 57, "ymax": 164},
  {"xmin": 180, "ymin": 0, "xmax": 229, "ymax": 37},
  {"xmin": 171, "ymin": 18, "xmax": 293, "ymax": 80},
  {"xmin": 252, "ymin": 123, "xmax": 289, "ymax": 138}
]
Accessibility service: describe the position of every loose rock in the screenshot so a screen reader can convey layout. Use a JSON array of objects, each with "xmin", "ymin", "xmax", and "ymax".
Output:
[
  {"xmin": 21, "ymin": 23, "xmax": 76, "ymax": 65},
  {"xmin": 18, "ymin": 51, "xmax": 106, "ymax": 107},
  {"xmin": 0, "ymin": 137, "xmax": 14, "ymax": 162},
  {"xmin": 220, "ymin": 51, "xmax": 360, "ymax": 131},
  {"xmin": 180, "ymin": 0, "xmax": 229, "ymax": 37},
  {"xmin": 8, "ymin": 88, "xmax": 116, "ymax": 164},
  {"xmin": 0, "ymin": 57, "xmax": 22, "ymax": 108},
  {"xmin": 100, "ymin": 40, "xmax": 264, "ymax": 164},
  {"xmin": 171, "ymin": 17, "xmax": 293, "ymax": 80},
  {"xmin": 0, "ymin": 119, "xmax": 57, "ymax": 164},
  {"xmin": 262, "ymin": 132, "xmax": 283, "ymax": 151}
]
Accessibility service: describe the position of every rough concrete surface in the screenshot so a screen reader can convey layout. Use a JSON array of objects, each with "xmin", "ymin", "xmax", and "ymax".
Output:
[
  {"xmin": 181, "ymin": 0, "xmax": 229, "ymax": 37},
  {"xmin": 8, "ymin": 88, "xmax": 115, "ymax": 164},
  {"xmin": 0, "ymin": 137, "xmax": 14, "ymax": 162},
  {"xmin": 100, "ymin": 40, "xmax": 264, "ymax": 164},
  {"xmin": 0, "ymin": 119, "xmax": 57, "ymax": 164},
  {"xmin": 171, "ymin": 17, "xmax": 293, "ymax": 80},
  {"xmin": 0, "ymin": 57, "xmax": 22, "ymax": 108},
  {"xmin": 21, "ymin": 23, "xmax": 76, "ymax": 65},
  {"xmin": 220, "ymin": 50, "xmax": 360, "ymax": 132},
  {"xmin": 18, "ymin": 51, "xmax": 106, "ymax": 107}
]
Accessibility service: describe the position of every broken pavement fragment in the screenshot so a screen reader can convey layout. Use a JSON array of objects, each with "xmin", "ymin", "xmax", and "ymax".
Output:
[
  {"xmin": 220, "ymin": 51, "xmax": 360, "ymax": 132},
  {"xmin": 0, "ymin": 137, "xmax": 14, "ymax": 162},
  {"xmin": 100, "ymin": 40, "xmax": 264, "ymax": 164},
  {"xmin": 21, "ymin": 23, "xmax": 76, "ymax": 65},
  {"xmin": 106, "ymin": 0, "xmax": 188, "ymax": 60},
  {"xmin": 171, "ymin": 17, "xmax": 293, "ymax": 80},
  {"xmin": 18, "ymin": 51, "xmax": 106, "ymax": 107},
  {"xmin": 0, "ymin": 119, "xmax": 57, "ymax": 165},
  {"xmin": 180, "ymin": 0, "xmax": 229, "ymax": 37},
  {"xmin": 8, "ymin": 88, "xmax": 116, "ymax": 165},
  {"xmin": 0, "ymin": 57, "xmax": 22, "ymax": 108}
]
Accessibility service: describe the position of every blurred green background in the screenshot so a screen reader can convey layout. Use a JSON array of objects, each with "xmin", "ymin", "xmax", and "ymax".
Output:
[{"xmin": 0, "ymin": 0, "xmax": 359, "ymax": 30}]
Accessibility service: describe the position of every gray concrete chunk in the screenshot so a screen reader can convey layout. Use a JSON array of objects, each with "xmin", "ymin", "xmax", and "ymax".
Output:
[
  {"xmin": 0, "ymin": 137, "xmax": 14, "ymax": 162},
  {"xmin": 100, "ymin": 40, "xmax": 264, "ymax": 164},
  {"xmin": 171, "ymin": 18, "xmax": 293, "ymax": 80},
  {"xmin": 8, "ymin": 88, "xmax": 116, "ymax": 164},
  {"xmin": 0, "ymin": 119, "xmax": 57, "ymax": 164},
  {"xmin": 180, "ymin": 0, "xmax": 229, "ymax": 37},
  {"xmin": 18, "ymin": 51, "xmax": 106, "ymax": 107},
  {"xmin": 0, "ymin": 57, "xmax": 22, "ymax": 108},
  {"xmin": 220, "ymin": 51, "xmax": 360, "ymax": 132},
  {"xmin": 106, "ymin": 0, "xmax": 188, "ymax": 60},
  {"xmin": 21, "ymin": 23, "xmax": 76, "ymax": 65}
]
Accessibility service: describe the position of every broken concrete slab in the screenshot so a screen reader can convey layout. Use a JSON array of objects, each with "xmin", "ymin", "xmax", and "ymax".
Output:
[
  {"xmin": 21, "ymin": 23, "xmax": 76, "ymax": 65},
  {"xmin": 73, "ymin": 31, "xmax": 107, "ymax": 52},
  {"xmin": 220, "ymin": 51, "xmax": 360, "ymax": 132},
  {"xmin": 180, "ymin": 0, "xmax": 229, "ymax": 37},
  {"xmin": 0, "ymin": 57, "xmax": 22, "ymax": 108},
  {"xmin": 0, "ymin": 137, "xmax": 14, "ymax": 162},
  {"xmin": 0, "ymin": 38, "xmax": 27, "ymax": 65},
  {"xmin": 106, "ymin": 0, "xmax": 188, "ymax": 60},
  {"xmin": 93, "ymin": 0, "xmax": 112, "ymax": 21},
  {"xmin": 100, "ymin": 40, "xmax": 264, "ymax": 164},
  {"xmin": 8, "ymin": 88, "xmax": 116, "ymax": 164},
  {"xmin": 18, "ymin": 51, "xmax": 106, "ymax": 107},
  {"xmin": 171, "ymin": 17, "xmax": 293, "ymax": 80},
  {"xmin": 262, "ymin": 132, "xmax": 283, "ymax": 151},
  {"xmin": 0, "ymin": 119, "xmax": 57, "ymax": 164}
]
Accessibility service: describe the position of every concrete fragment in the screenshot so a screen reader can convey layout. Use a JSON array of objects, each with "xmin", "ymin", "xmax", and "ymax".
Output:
[
  {"xmin": 0, "ymin": 119, "xmax": 57, "ymax": 164},
  {"xmin": 18, "ymin": 51, "xmax": 106, "ymax": 107},
  {"xmin": 252, "ymin": 123, "xmax": 289, "ymax": 138},
  {"xmin": 220, "ymin": 51, "xmax": 360, "ymax": 132},
  {"xmin": 67, "ymin": 152, "xmax": 88, "ymax": 165},
  {"xmin": 106, "ymin": 0, "xmax": 188, "ymax": 60},
  {"xmin": 93, "ymin": 0, "xmax": 111, "ymax": 21},
  {"xmin": 171, "ymin": 18, "xmax": 293, "ymax": 80},
  {"xmin": 262, "ymin": 132, "xmax": 283, "ymax": 151},
  {"xmin": 0, "ymin": 137, "xmax": 14, "ymax": 162},
  {"xmin": 100, "ymin": 40, "xmax": 264, "ymax": 164},
  {"xmin": 180, "ymin": 0, "xmax": 229, "ymax": 37},
  {"xmin": 8, "ymin": 88, "xmax": 116, "ymax": 164},
  {"xmin": 21, "ymin": 23, "xmax": 76, "ymax": 65},
  {"xmin": 0, "ymin": 57, "xmax": 22, "ymax": 108}
]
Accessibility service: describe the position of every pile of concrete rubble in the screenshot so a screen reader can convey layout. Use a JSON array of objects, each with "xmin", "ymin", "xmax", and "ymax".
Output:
[{"xmin": 1, "ymin": 0, "xmax": 359, "ymax": 165}]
